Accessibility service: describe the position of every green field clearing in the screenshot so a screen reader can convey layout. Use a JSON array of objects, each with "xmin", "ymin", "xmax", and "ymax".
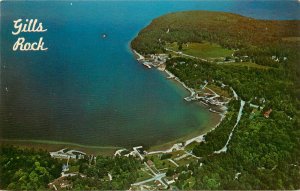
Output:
[
  {"xmin": 166, "ymin": 42, "xmax": 234, "ymax": 59},
  {"xmin": 150, "ymin": 155, "xmax": 177, "ymax": 170},
  {"xmin": 170, "ymin": 150, "xmax": 186, "ymax": 159},
  {"xmin": 206, "ymin": 84, "xmax": 230, "ymax": 98},
  {"xmin": 223, "ymin": 62, "xmax": 271, "ymax": 69},
  {"xmin": 176, "ymin": 156, "xmax": 196, "ymax": 166}
]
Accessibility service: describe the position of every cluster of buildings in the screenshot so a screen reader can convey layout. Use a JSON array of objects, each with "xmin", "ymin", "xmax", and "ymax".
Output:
[
  {"xmin": 49, "ymin": 148, "xmax": 86, "ymax": 160},
  {"xmin": 139, "ymin": 54, "xmax": 169, "ymax": 69}
]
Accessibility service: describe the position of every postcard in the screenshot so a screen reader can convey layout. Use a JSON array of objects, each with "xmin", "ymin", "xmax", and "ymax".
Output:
[{"xmin": 1, "ymin": 1, "xmax": 299, "ymax": 190}]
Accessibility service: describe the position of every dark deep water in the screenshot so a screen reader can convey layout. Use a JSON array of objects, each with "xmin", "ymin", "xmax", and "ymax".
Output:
[{"xmin": 1, "ymin": 1, "xmax": 299, "ymax": 147}]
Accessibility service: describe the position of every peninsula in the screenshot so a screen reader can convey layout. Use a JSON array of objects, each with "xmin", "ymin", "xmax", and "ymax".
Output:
[{"xmin": 129, "ymin": 10, "xmax": 300, "ymax": 190}]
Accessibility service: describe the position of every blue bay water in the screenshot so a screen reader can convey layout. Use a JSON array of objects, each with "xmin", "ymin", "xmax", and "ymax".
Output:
[{"xmin": 1, "ymin": 1, "xmax": 299, "ymax": 147}]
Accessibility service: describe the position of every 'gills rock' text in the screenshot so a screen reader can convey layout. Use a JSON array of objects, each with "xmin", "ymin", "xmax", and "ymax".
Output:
[{"xmin": 12, "ymin": 19, "xmax": 48, "ymax": 51}]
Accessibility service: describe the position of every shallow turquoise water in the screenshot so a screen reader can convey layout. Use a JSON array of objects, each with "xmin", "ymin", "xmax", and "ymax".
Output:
[{"xmin": 1, "ymin": 1, "xmax": 299, "ymax": 147}]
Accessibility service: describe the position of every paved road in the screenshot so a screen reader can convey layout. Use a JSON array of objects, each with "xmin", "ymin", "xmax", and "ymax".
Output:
[
  {"xmin": 165, "ymin": 48, "xmax": 210, "ymax": 62},
  {"xmin": 132, "ymin": 173, "xmax": 166, "ymax": 186},
  {"xmin": 215, "ymin": 99, "xmax": 245, "ymax": 153}
]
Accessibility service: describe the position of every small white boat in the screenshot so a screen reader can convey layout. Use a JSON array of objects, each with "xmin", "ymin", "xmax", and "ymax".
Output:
[{"xmin": 101, "ymin": 34, "xmax": 107, "ymax": 39}]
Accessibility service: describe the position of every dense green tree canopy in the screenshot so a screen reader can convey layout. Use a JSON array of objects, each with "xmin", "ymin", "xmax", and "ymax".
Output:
[{"xmin": 0, "ymin": 146, "xmax": 61, "ymax": 190}]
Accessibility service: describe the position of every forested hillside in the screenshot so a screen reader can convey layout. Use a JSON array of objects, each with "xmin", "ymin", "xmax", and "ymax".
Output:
[
  {"xmin": 131, "ymin": 11, "xmax": 300, "ymax": 189},
  {"xmin": 131, "ymin": 11, "xmax": 300, "ymax": 86},
  {"xmin": 132, "ymin": 11, "xmax": 300, "ymax": 51}
]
